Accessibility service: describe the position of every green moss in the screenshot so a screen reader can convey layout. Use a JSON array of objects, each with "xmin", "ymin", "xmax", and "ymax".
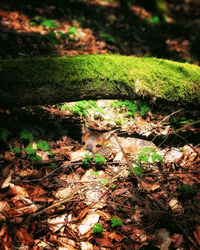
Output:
[{"xmin": 0, "ymin": 54, "xmax": 200, "ymax": 104}]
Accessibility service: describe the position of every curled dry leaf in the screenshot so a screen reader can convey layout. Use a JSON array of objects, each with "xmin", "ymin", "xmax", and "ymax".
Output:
[{"xmin": 9, "ymin": 183, "xmax": 29, "ymax": 199}]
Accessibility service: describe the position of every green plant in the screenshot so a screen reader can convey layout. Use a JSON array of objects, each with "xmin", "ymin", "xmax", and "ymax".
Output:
[
  {"xmin": 24, "ymin": 145, "xmax": 36, "ymax": 155},
  {"xmin": 71, "ymin": 100, "xmax": 97, "ymax": 117},
  {"xmin": 57, "ymin": 31, "xmax": 68, "ymax": 39},
  {"xmin": 112, "ymin": 100, "xmax": 150, "ymax": 117},
  {"xmin": 101, "ymin": 179, "xmax": 109, "ymax": 185},
  {"xmin": 43, "ymin": 31, "xmax": 58, "ymax": 46},
  {"xmin": 24, "ymin": 145, "xmax": 41, "ymax": 161},
  {"xmin": 10, "ymin": 146, "xmax": 21, "ymax": 154},
  {"xmin": 29, "ymin": 16, "xmax": 59, "ymax": 29},
  {"xmin": 110, "ymin": 217, "xmax": 123, "ymax": 227},
  {"xmin": 138, "ymin": 147, "xmax": 162, "ymax": 165},
  {"xmin": 92, "ymin": 223, "xmax": 104, "ymax": 233},
  {"xmin": 20, "ymin": 130, "xmax": 34, "ymax": 142},
  {"xmin": 129, "ymin": 148, "xmax": 162, "ymax": 177},
  {"xmin": 82, "ymin": 153, "xmax": 93, "ymax": 164},
  {"xmin": 92, "ymin": 171, "xmax": 100, "ymax": 176},
  {"xmin": 179, "ymin": 184, "xmax": 196, "ymax": 194},
  {"xmin": 93, "ymin": 154, "xmax": 106, "ymax": 164},
  {"xmin": 131, "ymin": 165, "xmax": 143, "ymax": 177},
  {"xmin": 28, "ymin": 154, "xmax": 42, "ymax": 161},
  {"xmin": 110, "ymin": 184, "xmax": 117, "ymax": 189},
  {"xmin": 69, "ymin": 26, "xmax": 77, "ymax": 35},
  {"xmin": 41, "ymin": 19, "xmax": 59, "ymax": 29},
  {"xmin": 99, "ymin": 33, "xmax": 116, "ymax": 43},
  {"xmin": 0, "ymin": 128, "xmax": 11, "ymax": 142},
  {"xmin": 171, "ymin": 117, "xmax": 194, "ymax": 127},
  {"xmin": 145, "ymin": 16, "xmax": 160, "ymax": 25},
  {"xmin": 48, "ymin": 151, "xmax": 54, "ymax": 156},
  {"xmin": 37, "ymin": 141, "xmax": 50, "ymax": 151}
]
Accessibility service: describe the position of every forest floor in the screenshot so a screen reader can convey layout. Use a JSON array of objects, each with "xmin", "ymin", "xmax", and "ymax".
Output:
[{"xmin": 0, "ymin": 0, "xmax": 200, "ymax": 249}]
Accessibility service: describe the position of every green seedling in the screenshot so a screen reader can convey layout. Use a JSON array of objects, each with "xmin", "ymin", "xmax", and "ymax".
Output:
[
  {"xmin": 57, "ymin": 31, "xmax": 68, "ymax": 39},
  {"xmin": 82, "ymin": 153, "xmax": 93, "ymax": 164},
  {"xmin": 131, "ymin": 165, "xmax": 143, "ymax": 177},
  {"xmin": 48, "ymin": 151, "xmax": 54, "ymax": 156},
  {"xmin": 29, "ymin": 16, "xmax": 59, "ymax": 29},
  {"xmin": 92, "ymin": 223, "xmax": 104, "ymax": 233},
  {"xmin": 93, "ymin": 154, "xmax": 106, "ymax": 164},
  {"xmin": 20, "ymin": 130, "xmax": 34, "ymax": 142},
  {"xmin": 101, "ymin": 179, "xmax": 109, "ymax": 185},
  {"xmin": 171, "ymin": 117, "xmax": 194, "ymax": 128},
  {"xmin": 138, "ymin": 147, "xmax": 162, "ymax": 165},
  {"xmin": 24, "ymin": 145, "xmax": 42, "ymax": 161},
  {"xmin": 10, "ymin": 146, "xmax": 21, "ymax": 154},
  {"xmin": 110, "ymin": 184, "xmax": 117, "ymax": 189},
  {"xmin": 179, "ymin": 184, "xmax": 196, "ymax": 194},
  {"xmin": 43, "ymin": 31, "xmax": 58, "ymax": 46},
  {"xmin": 0, "ymin": 128, "xmax": 11, "ymax": 142},
  {"xmin": 69, "ymin": 26, "xmax": 77, "ymax": 35},
  {"xmin": 99, "ymin": 33, "xmax": 116, "ymax": 43},
  {"xmin": 37, "ymin": 141, "xmax": 50, "ymax": 151},
  {"xmin": 110, "ymin": 217, "xmax": 123, "ymax": 227},
  {"xmin": 92, "ymin": 171, "xmax": 100, "ymax": 176},
  {"xmin": 41, "ymin": 19, "xmax": 59, "ymax": 29},
  {"xmin": 24, "ymin": 145, "xmax": 36, "ymax": 155},
  {"xmin": 112, "ymin": 100, "xmax": 150, "ymax": 117},
  {"xmin": 145, "ymin": 16, "xmax": 160, "ymax": 25},
  {"xmin": 70, "ymin": 100, "xmax": 98, "ymax": 117},
  {"xmin": 28, "ymin": 154, "xmax": 42, "ymax": 161},
  {"xmin": 51, "ymin": 163, "xmax": 56, "ymax": 167}
]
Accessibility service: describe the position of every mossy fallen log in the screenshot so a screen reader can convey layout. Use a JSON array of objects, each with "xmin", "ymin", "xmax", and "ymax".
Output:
[{"xmin": 0, "ymin": 54, "xmax": 199, "ymax": 107}]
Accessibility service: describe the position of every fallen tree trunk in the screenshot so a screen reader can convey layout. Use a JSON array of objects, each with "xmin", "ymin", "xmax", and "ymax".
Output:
[{"xmin": 0, "ymin": 54, "xmax": 199, "ymax": 108}]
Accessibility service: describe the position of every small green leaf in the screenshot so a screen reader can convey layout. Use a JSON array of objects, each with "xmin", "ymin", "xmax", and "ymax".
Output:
[
  {"xmin": 48, "ymin": 151, "xmax": 54, "ymax": 156},
  {"xmin": 69, "ymin": 26, "xmax": 77, "ymax": 34},
  {"xmin": 179, "ymin": 184, "xmax": 196, "ymax": 194},
  {"xmin": 0, "ymin": 128, "xmax": 11, "ymax": 142},
  {"xmin": 110, "ymin": 217, "xmax": 123, "ymax": 227},
  {"xmin": 37, "ymin": 141, "xmax": 50, "ymax": 151},
  {"xmin": 110, "ymin": 184, "xmax": 117, "ymax": 189},
  {"xmin": 152, "ymin": 153, "xmax": 162, "ymax": 162},
  {"xmin": 133, "ymin": 165, "xmax": 143, "ymax": 176},
  {"xmin": 10, "ymin": 146, "xmax": 21, "ymax": 154},
  {"xmin": 92, "ymin": 171, "xmax": 100, "ymax": 176},
  {"xmin": 41, "ymin": 19, "xmax": 59, "ymax": 28},
  {"xmin": 93, "ymin": 154, "xmax": 106, "ymax": 164},
  {"xmin": 82, "ymin": 153, "xmax": 93, "ymax": 164},
  {"xmin": 92, "ymin": 223, "xmax": 103, "ymax": 233},
  {"xmin": 99, "ymin": 33, "xmax": 116, "ymax": 43},
  {"xmin": 101, "ymin": 179, "xmax": 109, "ymax": 185},
  {"xmin": 20, "ymin": 130, "xmax": 34, "ymax": 142},
  {"xmin": 24, "ymin": 145, "xmax": 36, "ymax": 155},
  {"xmin": 28, "ymin": 154, "xmax": 42, "ymax": 161}
]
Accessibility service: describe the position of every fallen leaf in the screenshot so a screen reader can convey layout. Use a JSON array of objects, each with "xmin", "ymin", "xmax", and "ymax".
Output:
[{"xmin": 78, "ymin": 213, "xmax": 99, "ymax": 235}]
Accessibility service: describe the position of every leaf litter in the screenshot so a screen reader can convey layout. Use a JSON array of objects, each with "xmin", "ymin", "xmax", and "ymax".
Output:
[{"xmin": 0, "ymin": 100, "xmax": 200, "ymax": 249}]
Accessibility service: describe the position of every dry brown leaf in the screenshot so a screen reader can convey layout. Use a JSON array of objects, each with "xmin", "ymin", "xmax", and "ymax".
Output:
[
  {"xmin": 25, "ymin": 184, "xmax": 47, "ymax": 198},
  {"xmin": 108, "ymin": 232, "xmax": 123, "ymax": 242},
  {"xmin": 193, "ymin": 225, "xmax": 200, "ymax": 246},
  {"xmin": 171, "ymin": 233, "xmax": 184, "ymax": 248},
  {"xmin": 95, "ymin": 234, "xmax": 113, "ymax": 248},
  {"xmin": 16, "ymin": 227, "xmax": 34, "ymax": 245},
  {"xmin": 9, "ymin": 183, "xmax": 29, "ymax": 199}
]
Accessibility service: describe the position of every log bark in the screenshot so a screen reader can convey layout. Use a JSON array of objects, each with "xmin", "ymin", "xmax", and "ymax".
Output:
[{"xmin": 0, "ymin": 54, "xmax": 199, "ymax": 108}]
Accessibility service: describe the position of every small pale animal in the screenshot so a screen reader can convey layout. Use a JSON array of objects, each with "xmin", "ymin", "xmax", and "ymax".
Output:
[{"xmin": 81, "ymin": 125, "xmax": 157, "ymax": 156}]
